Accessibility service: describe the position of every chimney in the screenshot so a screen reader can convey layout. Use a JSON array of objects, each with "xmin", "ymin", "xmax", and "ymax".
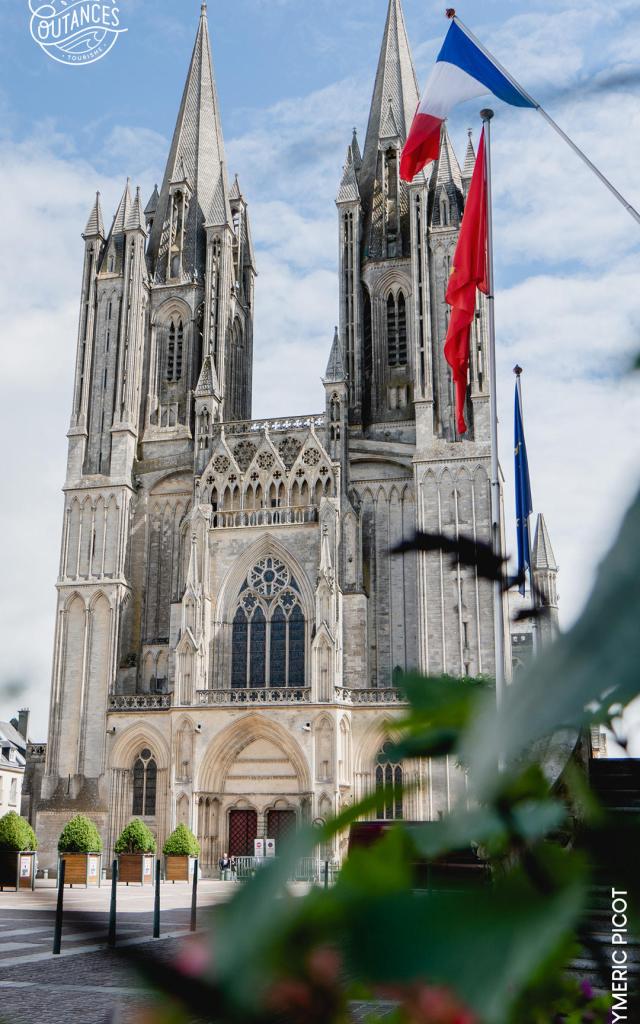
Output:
[{"xmin": 17, "ymin": 708, "xmax": 30, "ymax": 742}]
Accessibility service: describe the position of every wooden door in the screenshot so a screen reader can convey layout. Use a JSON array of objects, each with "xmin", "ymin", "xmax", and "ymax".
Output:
[{"xmin": 228, "ymin": 809, "xmax": 258, "ymax": 856}]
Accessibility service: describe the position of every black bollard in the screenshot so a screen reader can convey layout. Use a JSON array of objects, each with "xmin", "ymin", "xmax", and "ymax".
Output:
[
  {"xmin": 52, "ymin": 859, "xmax": 66, "ymax": 954},
  {"xmin": 107, "ymin": 859, "xmax": 118, "ymax": 948},
  {"xmin": 153, "ymin": 858, "xmax": 161, "ymax": 938},
  {"xmin": 190, "ymin": 858, "xmax": 199, "ymax": 932},
  {"xmin": 324, "ymin": 860, "xmax": 329, "ymax": 890}
]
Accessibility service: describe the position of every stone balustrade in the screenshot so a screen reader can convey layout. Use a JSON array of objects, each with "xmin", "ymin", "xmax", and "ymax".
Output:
[
  {"xmin": 109, "ymin": 693, "xmax": 172, "ymax": 711},
  {"xmin": 334, "ymin": 687, "xmax": 405, "ymax": 705},
  {"xmin": 222, "ymin": 414, "xmax": 325, "ymax": 436},
  {"xmin": 211, "ymin": 506, "xmax": 318, "ymax": 530},
  {"xmin": 197, "ymin": 687, "xmax": 311, "ymax": 705}
]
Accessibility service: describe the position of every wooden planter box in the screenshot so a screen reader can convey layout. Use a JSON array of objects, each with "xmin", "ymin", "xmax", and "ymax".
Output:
[
  {"xmin": 165, "ymin": 855, "xmax": 196, "ymax": 882},
  {"xmin": 117, "ymin": 853, "xmax": 155, "ymax": 885},
  {"xmin": 58, "ymin": 852, "xmax": 102, "ymax": 887},
  {"xmin": 0, "ymin": 850, "xmax": 36, "ymax": 891}
]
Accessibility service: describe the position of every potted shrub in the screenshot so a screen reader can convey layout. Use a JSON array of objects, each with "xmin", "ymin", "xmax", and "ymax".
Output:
[
  {"xmin": 163, "ymin": 824, "xmax": 200, "ymax": 882},
  {"xmin": 0, "ymin": 812, "xmax": 38, "ymax": 891},
  {"xmin": 57, "ymin": 814, "xmax": 103, "ymax": 887},
  {"xmin": 115, "ymin": 819, "xmax": 156, "ymax": 885}
]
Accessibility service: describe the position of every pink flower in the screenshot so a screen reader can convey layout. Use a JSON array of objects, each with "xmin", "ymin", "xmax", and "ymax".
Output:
[{"xmin": 174, "ymin": 936, "xmax": 211, "ymax": 978}]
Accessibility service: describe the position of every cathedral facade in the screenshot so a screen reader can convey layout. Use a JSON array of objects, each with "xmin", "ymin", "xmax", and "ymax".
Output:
[{"xmin": 35, "ymin": 0, "xmax": 557, "ymax": 872}]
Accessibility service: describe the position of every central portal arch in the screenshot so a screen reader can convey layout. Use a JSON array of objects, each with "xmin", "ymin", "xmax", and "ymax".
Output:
[{"xmin": 196, "ymin": 715, "xmax": 312, "ymax": 870}]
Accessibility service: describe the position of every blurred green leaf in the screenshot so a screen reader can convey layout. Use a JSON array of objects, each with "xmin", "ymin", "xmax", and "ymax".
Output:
[
  {"xmin": 339, "ymin": 849, "xmax": 588, "ymax": 1024},
  {"xmin": 385, "ymin": 673, "xmax": 491, "ymax": 759},
  {"xmin": 407, "ymin": 799, "xmax": 566, "ymax": 859},
  {"xmin": 463, "ymin": 487, "xmax": 640, "ymax": 799}
]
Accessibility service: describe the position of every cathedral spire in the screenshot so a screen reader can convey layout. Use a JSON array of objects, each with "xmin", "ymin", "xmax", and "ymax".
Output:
[
  {"xmin": 359, "ymin": 0, "xmax": 420, "ymax": 209},
  {"xmin": 324, "ymin": 327, "xmax": 346, "ymax": 382},
  {"xmin": 462, "ymin": 129, "xmax": 476, "ymax": 179},
  {"xmin": 146, "ymin": 5, "xmax": 230, "ymax": 278},
  {"xmin": 83, "ymin": 192, "xmax": 104, "ymax": 240},
  {"xmin": 532, "ymin": 514, "xmax": 558, "ymax": 573}
]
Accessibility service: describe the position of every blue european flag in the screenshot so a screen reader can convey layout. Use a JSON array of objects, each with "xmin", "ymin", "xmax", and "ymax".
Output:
[{"xmin": 514, "ymin": 379, "xmax": 533, "ymax": 595}]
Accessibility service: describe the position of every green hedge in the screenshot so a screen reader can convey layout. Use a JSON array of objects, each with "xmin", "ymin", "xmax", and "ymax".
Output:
[
  {"xmin": 114, "ymin": 819, "xmax": 157, "ymax": 854},
  {"xmin": 57, "ymin": 814, "xmax": 103, "ymax": 853},
  {"xmin": 0, "ymin": 811, "xmax": 38, "ymax": 852},
  {"xmin": 163, "ymin": 823, "xmax": 200, "ymax": 857}
]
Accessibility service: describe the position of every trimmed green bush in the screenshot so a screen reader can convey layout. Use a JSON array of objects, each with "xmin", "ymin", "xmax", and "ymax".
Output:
[
  {"xmin": 0, "ymin": 811, "xmax": 38, "ymax": 852},
  {"xmin": 57, "ymin": 814, "xmax": 103, "ymax": 854},
  {"xmin": 163, "ymin": 823, "xmax": 200, "ymax": 857},
  {"xmin": 114, "ymin": 819, "xmax": 157, "ymax": 854}
]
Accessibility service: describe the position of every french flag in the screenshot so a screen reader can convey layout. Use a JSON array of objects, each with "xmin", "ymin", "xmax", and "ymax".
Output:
[{"xmin": 400, "ymin": 19, "xmax": 536, "ymax": 182}]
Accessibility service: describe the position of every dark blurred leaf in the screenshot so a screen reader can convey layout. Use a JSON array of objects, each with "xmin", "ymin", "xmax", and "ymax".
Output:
[{"xmin": 393, "ymin": 531, "xmax": 506, "ymax": 581}]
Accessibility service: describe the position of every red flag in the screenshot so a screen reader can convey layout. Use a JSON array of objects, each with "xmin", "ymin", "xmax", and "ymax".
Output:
[{"xmin": 444, "ymin": 128, "xmax": 489, "ymax": 435}]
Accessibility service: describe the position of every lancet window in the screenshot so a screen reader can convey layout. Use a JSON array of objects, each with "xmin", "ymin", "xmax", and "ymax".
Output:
[
  {"xmin": 132, "ymin": 748, "xmax": 157, "ymax": 816},
  {"xmin": 166, "ymin": 320, "xmax": 184, "ymax": 382},
  {"xmin": 231, "ymin": 557, "xmax": 305, "ymax": 689},
  {"xmin": 375, "ymin": 741, "xmax": 403, "ymax": 820},
  {"xmin": 387, "ymin": 292, "xmax": 407, "ymax": 367}
]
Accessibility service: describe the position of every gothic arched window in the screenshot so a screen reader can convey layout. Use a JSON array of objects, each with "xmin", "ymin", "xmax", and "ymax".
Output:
[
  {"xmin": 440, "ymin": 193, "xmax": 450, "ymax": 226},
  {"xmin": 166, "ymin": 320, "xmax": 184, "ymax": 382},
  {"xmin": 387, "ymin": 292, "xmax": 407, "ymax": 368},
  {"xmin": 231, "ymin": 557, "xmax": 305, "ymax": 689},
  {"xmin": 385, "ymin": 148, "xmax": 399, "ymax": 257},
  {"xmin": 375, "ymin": 741, "xmax": 403, "ymax": 820},
  {"xmin": 132, "ymin": 748, "xmax": 157, "ymax": 816}
]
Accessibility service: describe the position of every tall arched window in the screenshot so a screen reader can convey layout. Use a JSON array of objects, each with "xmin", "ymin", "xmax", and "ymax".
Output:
[
  {"xmin": 231, "ymin": 557, "xmax": 306, "ymax": 688},
  {"xmin": 132, "ymin": 748, "xmax": 157, "ymax": 816},
  {"xmin": 375, "ymin": 741, "xmax": 403, "ymax": 820},
  {"xmin": 439, "ymin": 193, "xmax": 450, "ymax": 226},
  {"xmin": 387, "ymin": 292, "xmax": 407, "ymax": 368},
  {"xmin": 166, "ymin": 320, "xmax": 184, "ymax": 382},
  {"xmin": 385, "ymin": 148, "xmax": 399, "ymax": 257}
]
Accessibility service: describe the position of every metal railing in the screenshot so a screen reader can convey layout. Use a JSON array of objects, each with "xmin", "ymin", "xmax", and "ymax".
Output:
[
  {"xmin": 211, "ymin": 506, "xmax": 318, "ymax": 529},
  {"xmin": 230, "ymin": 856, "xmax": 339, "ymax": 884},
  {"xmin": 197, "ymin": 687, "xmax": 311, "ymax": 706}
]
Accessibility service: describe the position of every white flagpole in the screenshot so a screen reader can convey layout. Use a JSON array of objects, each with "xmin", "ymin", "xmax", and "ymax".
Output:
[
  {"xmin": 480, "ymin": 108, "xmax": 506, "ymax": 713},
  {"xmin": 451, "ymin": 13, "xmax": 640, "ymax": 227}
]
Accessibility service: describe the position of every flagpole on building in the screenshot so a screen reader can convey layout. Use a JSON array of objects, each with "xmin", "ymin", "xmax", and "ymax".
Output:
[
  {"xmin": 450, "ymin": 11, "xmax": 640, "ymax": 227},
  {"xmin": 480, "ymin": 108, "xmax": 506, "ymax": 713}
]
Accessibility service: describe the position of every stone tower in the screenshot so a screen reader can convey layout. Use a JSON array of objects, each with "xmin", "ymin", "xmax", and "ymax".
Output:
[
  {"xmin": 336, "ymin": 0, "xmax": 502, "ymax": 682},
  {"xmin": 38, "ymin": 4, "xmax": 256, "ymax": 851},
  {"xmin": 36, "ymin": 1, "xmax": 536, "ymax": 872}
]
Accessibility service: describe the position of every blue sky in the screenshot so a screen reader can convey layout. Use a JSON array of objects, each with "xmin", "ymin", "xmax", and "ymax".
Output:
[{"xmin": 1, "ymin": 0, "xmax": 640, "ymax": 741}]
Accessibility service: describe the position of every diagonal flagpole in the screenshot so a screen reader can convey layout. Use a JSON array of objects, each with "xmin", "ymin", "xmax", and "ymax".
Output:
[
  {"xmin": 450, "ymin": 11, "xmax": 640, "ymax": 227},
  {"xmin": 480, "ymin": 108, "xmax": 507, "ymax": 714}
]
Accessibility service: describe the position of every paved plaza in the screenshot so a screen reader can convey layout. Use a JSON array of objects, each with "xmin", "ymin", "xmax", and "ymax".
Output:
[
  {"xmin": 0, "ymin": 881, "xmax": 394, "ymax": 1023},
  {"xmin": 0, "ymin": 880, "xmax": 233, "ymax": 1023}
]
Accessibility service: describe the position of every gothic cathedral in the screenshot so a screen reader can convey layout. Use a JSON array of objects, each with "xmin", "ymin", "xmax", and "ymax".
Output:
[{"xmin": 36, "ymin": 1, "xmax": 558, "ymax": 871}]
